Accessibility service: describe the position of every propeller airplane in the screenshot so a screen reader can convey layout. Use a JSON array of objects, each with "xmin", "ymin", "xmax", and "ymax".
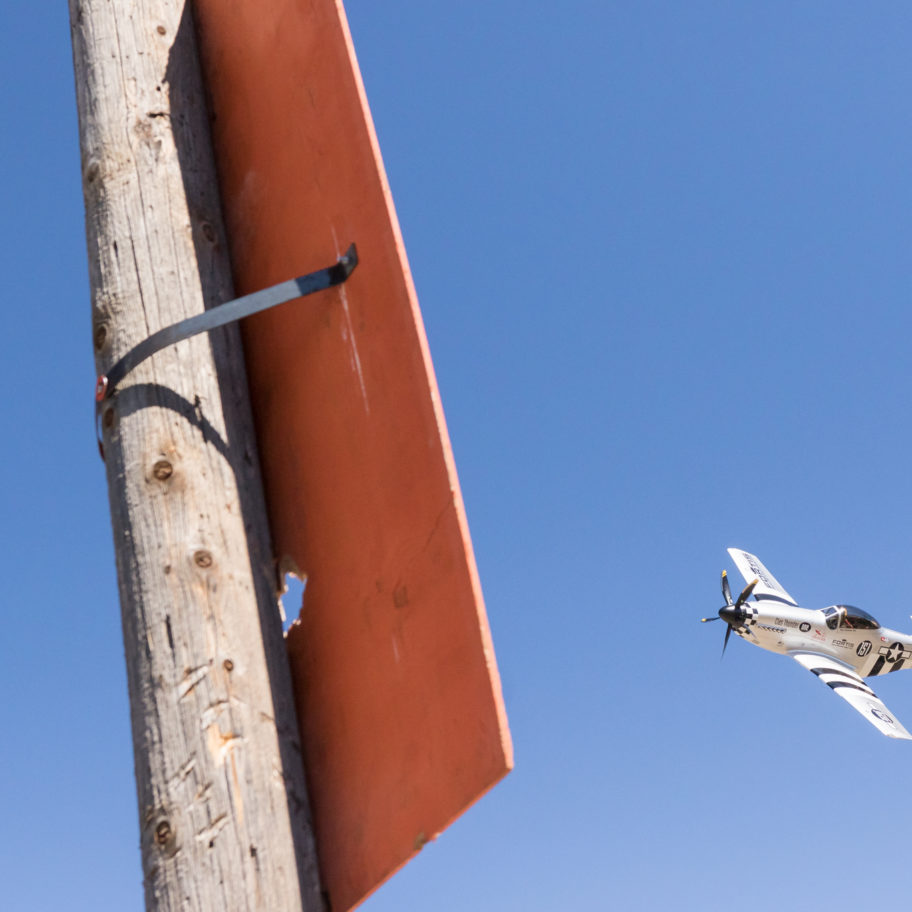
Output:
[{"xmin": 703, "ymin": 548, "xmax": 912, "ymax": 740}]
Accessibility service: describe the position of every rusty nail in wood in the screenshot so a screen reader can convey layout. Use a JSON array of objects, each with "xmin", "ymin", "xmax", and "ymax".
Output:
[{"xmin": 194, "ymin": 550, "xmax": 213, "ymax": 569}]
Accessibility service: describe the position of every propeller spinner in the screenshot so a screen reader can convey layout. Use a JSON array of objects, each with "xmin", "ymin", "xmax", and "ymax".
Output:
[{"xmin": 701, "ymin": 571, "xmax": 758, "ymax": 656}]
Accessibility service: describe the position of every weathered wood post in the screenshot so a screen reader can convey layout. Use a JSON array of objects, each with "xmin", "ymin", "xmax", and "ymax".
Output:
[{"xmin": 68, "ymin": 2, "xmax": 323, "ymax": 908}]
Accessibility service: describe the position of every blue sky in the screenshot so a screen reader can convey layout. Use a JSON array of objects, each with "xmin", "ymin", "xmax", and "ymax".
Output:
[{"xmin": 4, "ymin": 1, "xmax": 912, "ymax": 909}]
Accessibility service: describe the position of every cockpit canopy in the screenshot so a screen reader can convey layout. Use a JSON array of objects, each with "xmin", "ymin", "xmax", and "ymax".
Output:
[{"xmin": 823, "ymin": 604, "xmax": 880, "ymax": 631}]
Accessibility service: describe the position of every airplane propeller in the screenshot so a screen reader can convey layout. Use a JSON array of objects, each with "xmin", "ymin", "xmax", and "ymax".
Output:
[{"xmin": 701, "ymin": 570, "xmax": 759, "ymax": 657}]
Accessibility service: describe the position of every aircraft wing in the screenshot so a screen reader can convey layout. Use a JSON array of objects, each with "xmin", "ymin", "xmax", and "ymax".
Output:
[
  {"xmin": 728, "ymin": 548, "xmax": 798, "ymax": 607},
  {"xmin": 791, "ymin": 652, "xmax": 912, "ymax": 740}
]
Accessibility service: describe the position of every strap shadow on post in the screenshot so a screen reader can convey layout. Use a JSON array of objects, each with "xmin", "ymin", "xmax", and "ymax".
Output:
[{"xmin": 95, "ymin": 244, "xmax": 358, "ymax": 457}]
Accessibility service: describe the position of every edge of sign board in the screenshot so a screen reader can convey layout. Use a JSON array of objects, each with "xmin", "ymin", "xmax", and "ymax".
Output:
[{"xmin": 192, "ymin": 2, "xmax": 513, "ymax": 909}]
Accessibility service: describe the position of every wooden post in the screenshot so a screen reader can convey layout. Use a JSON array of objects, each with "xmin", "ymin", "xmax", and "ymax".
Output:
[{"xmin": 69, "ymin": 2, "xmax": 323, "ymax": 909}]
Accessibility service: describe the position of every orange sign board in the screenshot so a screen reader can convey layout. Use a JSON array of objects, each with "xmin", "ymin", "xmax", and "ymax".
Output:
[{"xmin": 192, "ymin": 2, "xmax": 513, "ymax": 909}]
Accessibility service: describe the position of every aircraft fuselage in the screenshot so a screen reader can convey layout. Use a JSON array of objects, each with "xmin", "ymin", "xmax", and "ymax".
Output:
[{"xmin": 733, "ymin": 601, "xmax": 912, "ymax": 679}]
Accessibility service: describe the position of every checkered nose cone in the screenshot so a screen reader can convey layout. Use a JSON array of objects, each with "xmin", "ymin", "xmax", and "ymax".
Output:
[{"xmin": 719, "ymin": 604, "xmax": 759, "ymax": 627}]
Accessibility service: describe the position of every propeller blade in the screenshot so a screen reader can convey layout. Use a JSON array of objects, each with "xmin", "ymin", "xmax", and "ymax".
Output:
[
  {"xmin": 734, "ymin": 578, "xmax": 758, "ymax": 610},
  {"xmin": 722, "ymin": 623, "xmax": 732, "ymax": 657},
  {"xmin": 700, "ymin": 616, "xmax": 720, "ymax": 623},
  {"xmin": 721, "ymin": 570, "xmax": 733, "ymax": 606}
]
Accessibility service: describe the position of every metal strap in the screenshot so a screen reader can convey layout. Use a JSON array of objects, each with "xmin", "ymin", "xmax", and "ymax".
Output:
[{"xmin": 95, "ymin": 243, "xmax": 358, "ymax": 401}]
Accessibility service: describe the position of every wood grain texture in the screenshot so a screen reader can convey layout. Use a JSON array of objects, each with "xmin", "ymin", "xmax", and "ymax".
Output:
[{"xmin": 69, "ymin": 2, "xmax": 323, "ymax": 909}]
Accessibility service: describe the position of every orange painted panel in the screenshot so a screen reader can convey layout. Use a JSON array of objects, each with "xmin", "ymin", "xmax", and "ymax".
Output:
[{"xmin": 192, "ymin": 2, "xmax": 513, "ymax": 910}]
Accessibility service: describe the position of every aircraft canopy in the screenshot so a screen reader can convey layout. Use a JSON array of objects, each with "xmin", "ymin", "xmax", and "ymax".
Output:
[{"xmin": 823, "ymin": 605, "xmax": 880, "ymax": 631}]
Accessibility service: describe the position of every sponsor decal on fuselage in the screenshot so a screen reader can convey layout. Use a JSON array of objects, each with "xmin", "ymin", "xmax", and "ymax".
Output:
[
  {"xmin": 775, "ymin": 618, "xmax": 801, "ymax": 629},
  {"xmin": 857, "ymin": 641, "xmax": 873, "ymax": 658},
  {"xmin": 799, "ymin": 622, "xmax": 811, "ymax": 633},
  {"xmin": 831, "ymin": 638, "xmax": 853, "ymax": 650}
]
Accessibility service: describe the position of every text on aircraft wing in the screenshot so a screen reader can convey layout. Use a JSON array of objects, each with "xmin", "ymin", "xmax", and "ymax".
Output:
[
  {"xmin": 727, "ymin": 548, "xmax": 798, "ymax": 607},
  {"xmin": 791, "ymin": 652, "xmax": 912, "ymax": 740}
]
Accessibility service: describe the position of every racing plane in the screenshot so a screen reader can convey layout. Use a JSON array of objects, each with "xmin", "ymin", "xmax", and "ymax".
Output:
[{"xmin": 703, "ymin": 548, "xmax": 912, "ymax": 739}]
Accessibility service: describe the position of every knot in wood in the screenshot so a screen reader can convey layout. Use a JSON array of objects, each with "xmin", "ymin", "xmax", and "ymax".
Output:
[
  {"xmin": 93, "ymin": 323, "xmax": 108, "ymax": 352},
  {"xmin": 82, "ymin": 158, "xmax": 100, "ymax": 185},
  {"xmin": 155, "ymin": 820, "xmax": 172, "ymax": 846},
  {"xmin": 194, "ymin": 549, "xmax": 213, "ymax": 569},
  {"xmin": 152, "ymin": 459, "xmax": 173, "ymax": 481}
]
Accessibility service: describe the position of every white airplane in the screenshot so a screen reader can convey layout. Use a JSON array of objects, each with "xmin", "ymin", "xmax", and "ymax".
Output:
[{"xmin": 703, "ymin": 548, "xmax": 912, "ymax": 740}]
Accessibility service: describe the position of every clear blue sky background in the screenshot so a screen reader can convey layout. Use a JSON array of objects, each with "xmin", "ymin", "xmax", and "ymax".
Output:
[{"xmin": 4, "ymin": 1, "xmax": 912, "ymax": 909}]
